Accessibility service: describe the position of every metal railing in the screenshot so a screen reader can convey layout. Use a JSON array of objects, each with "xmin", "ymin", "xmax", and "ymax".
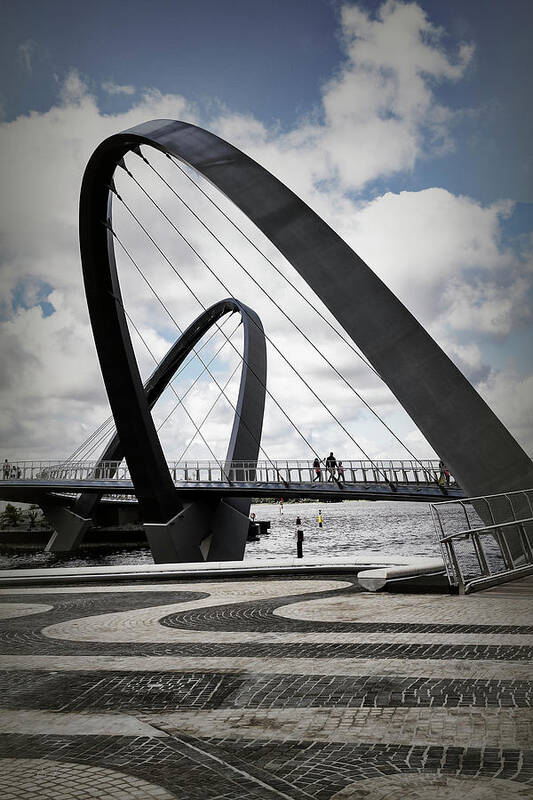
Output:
[
  {"xmin": 1, "ymin": 458, "xmax": 447, "ymax": 486},
  {"xmin": 1, "ymin": 460, "xmax": 130, "ymax": 481},
  {"xmin": 431, "ymin": 488, "xmax": 533, "ymax": 593}
]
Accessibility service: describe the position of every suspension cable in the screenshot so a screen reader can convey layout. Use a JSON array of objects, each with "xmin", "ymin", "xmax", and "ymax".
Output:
[
  {"xmin": 154, "ymin": 318, "xmax": 242, "ymax": 435},
  {"xmin": 166, "ymin": 153, "xmax": 378, "ymax": 375},
  {"xmin": 109, "ymin": 192, "xmax": 317, "ymax": 466},
  {"xmin": 177, "ymin": 360, "xmax": 242, "ymax": 463},
  {"xmin": 77, "ymin": 419, "xmax": 115, "ymax": 462},
  {"xmin": 108, "ymin": 217, "xmax": 290, "ymax": 481},
  {"xmin": 62, "ymin": 313, "xmax": 232, "ymax": 464},
  {"xmin": 116, "ymin": 165, "xmax": 395, "ymax": 483},
  {"xmin": 140, "ymin": 149, "xmax": 434, "ymax": 478},
  {"xmin": 121, "ymin": 301, "xmax": 239, "ymax": 476},
  {"xmin": 63, "ymin": 415, "xmax": 115, "ymax": 464}
]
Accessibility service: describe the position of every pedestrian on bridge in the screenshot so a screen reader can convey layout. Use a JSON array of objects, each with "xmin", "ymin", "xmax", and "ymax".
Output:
[
  {"xmin": 313, "ymin": 457, "xmax": 321, "ymax": 481},
  {"xmin": 337, "ymin": 461, "xmax": 344, "ymax": 482},
  {"xmin": 325, "ymin": 452, "xmax": 337, "ymax": 481},
  {"xmin": 438, "ymin": 460, "xmax": 450, "ymax": 487},
  {"xmin": 3, "ymin": 459, "xmax": 10, "ymax": 479}
]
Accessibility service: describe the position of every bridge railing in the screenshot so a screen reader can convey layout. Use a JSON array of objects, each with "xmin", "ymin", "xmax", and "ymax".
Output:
[
  {"xmin": 2, "ymin": 458, "xmax": 446, "ymax": 486},
  {"xmin": 167, "ymin": 459, "xmax": 448, "ymax": 485},
  {"xmin": 0, "ymin": 460, "xmax": 129, "ymax": 481},
  {"xmin": 431, "ymin": 488, "xmax": 533, "ymax": 593},
  {"xmin": 200, "ymin": 459, "xmax": 444, "ymax": 485}
]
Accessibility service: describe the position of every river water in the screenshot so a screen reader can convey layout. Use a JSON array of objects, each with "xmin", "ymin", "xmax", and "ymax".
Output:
[
  {"xmin": 247, "ymin": 500, "xmax": 439, "ymax": 560},
  {"xmin": 0, "ymin": 500, "xmax": 442, "ymax": 569}
]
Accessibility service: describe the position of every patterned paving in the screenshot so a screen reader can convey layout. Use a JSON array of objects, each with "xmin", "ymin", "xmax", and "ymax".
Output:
[
  {"xmin": 0, "ymin": 575, "xmax": 532, "ymax": 798},
  {"xmin": 1, "ymin": 758, "xmax": 175, "ymax": 799}
]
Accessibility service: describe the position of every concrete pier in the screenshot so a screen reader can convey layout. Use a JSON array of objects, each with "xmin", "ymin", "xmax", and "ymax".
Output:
[{"xmin": 0, "ymin": 553, "xmax": 445, "ymax": 587}]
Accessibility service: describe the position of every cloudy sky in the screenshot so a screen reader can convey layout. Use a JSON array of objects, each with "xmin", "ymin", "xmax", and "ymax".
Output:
[{"xmin": 0, "ymin": 0, "xmax": 532, "ymax": 467}]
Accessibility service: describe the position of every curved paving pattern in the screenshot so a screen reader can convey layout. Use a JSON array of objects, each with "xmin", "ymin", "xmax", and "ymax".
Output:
[
  {"xmin": 161, "ymin": 598, "xmax": 533, "ymax": 635},
  {"xmin": 1, "ymin": 757, "xmax": 175, "ymax": 799},
  {"xmin": 274, "ymin": 593, "xmax": 533, "ymax": 627},
  {"xmin": 0, "ymin": 603, "xmax": 53, "ymax": 620},
  {"xmin": 329, "ymin": 774, "xmax": 533, "ymax": 799},
  {"xmin": 0, "ymin": 575, "xmax": 532, "ymax": 798}
]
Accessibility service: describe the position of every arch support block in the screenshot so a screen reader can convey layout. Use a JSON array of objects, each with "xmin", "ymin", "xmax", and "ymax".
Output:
[
  {"xmin": 144, "ymin": 498, "xmax": 251, "ymax": 564},
  {"xmin": 43, "ymin": 505, "xmax": 92, "ymax": 553}
]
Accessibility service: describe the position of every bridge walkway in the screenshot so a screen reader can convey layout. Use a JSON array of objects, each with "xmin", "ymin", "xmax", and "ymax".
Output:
[
  {"xmin": 0, "ymin": 458, "xmax": 462, "ymax": 503},
  {"xmin": 0, "ymin": 479, "xmax": 462, "ymax": 504}
]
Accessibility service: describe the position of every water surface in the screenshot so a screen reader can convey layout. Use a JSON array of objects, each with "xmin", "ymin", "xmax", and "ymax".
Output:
[{"xmin": 0, "ymin": 500, "xmax": 441, "ymax": 569}]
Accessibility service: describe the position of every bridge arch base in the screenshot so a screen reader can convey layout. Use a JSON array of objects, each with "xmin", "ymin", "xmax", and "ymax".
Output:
[
  {"xmin": 44, "ymin": 298, "xmax": 266, "ymax": 563},
  {"xmin": 144, "ymin": 497, "xmax": 251, "ymax": 564},
  {"xmin": 43, "ymin": 505, "xmax": 92, "ymax": 554}
]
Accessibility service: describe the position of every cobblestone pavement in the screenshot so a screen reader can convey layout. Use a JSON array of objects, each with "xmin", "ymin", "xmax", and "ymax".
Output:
[{"xmin": 0, "ymin": 575, "xmax": 532, "ymax": 798}]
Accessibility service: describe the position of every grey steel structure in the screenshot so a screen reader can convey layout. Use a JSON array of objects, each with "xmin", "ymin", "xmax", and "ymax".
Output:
[
  {"xmin": 3, "ymin": 118, "xmax": 532, "ymax": 563},
  {"xmin": 45, "ymin": 298, "xmax": 266, "ymax": 562}
]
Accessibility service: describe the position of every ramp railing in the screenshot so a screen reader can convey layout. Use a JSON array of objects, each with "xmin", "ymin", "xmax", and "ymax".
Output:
[{"xmin": 431, "ymin": 488, "xmax": 533, "ymax": 593}]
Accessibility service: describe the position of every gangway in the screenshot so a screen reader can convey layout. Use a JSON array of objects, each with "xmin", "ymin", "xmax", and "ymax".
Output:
[{"xmin": 431, "ymin": 488, "xmax": 533, "ymax": 593}]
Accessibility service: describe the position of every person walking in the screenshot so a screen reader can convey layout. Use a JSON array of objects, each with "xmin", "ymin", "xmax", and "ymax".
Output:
[
  {"xmin": 438, "ymin": 460, "xmax": 450, "ymax": 487},
  {"xmin": 313, "ymin": 457, "xmax": 321, "ymax": 481},
  {"xmin": 325, "ymin": 452, "xmax": 337, "ymax": 481},
  {"xmin": 2, "ymin": 459, "xmax": 9, "ymax": 480},
  {"xmin": 337, "ymin": 461, "xmax": 344, "ymax": 482}
]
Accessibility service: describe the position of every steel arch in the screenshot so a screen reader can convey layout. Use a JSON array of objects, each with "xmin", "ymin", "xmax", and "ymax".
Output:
[
  {"xmin": 75, "ymin": 296, "xmax": 266, "ymax": 514},
  {"xmin": 79, "ymin": 119, "xmax": 533, "ymax": 560}
]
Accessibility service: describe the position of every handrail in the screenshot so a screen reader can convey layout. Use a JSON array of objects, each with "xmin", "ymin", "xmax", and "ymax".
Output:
[
  {"xmin": 440, "ymin": 515, "xmax": 533, "ymax": 543},
  {"xmin": 431, "ymin": 486, "xmax": 533, "ymax": 507},
  {"xmin": 1, "ymin": 457, "xmax": 449, "ymax": 487},
  {"xmin": 431, "ymin": 487, "xmax": 533, "ymax": 593}
]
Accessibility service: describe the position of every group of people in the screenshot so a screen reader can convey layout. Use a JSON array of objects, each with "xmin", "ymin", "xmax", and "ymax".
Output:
[
  {"xmin": 2, "ymin": 459, "xmax": 20, "ymax": 480},
  {"xmin": 313, "ymin": 452, "xmax": 344, "ymax": 482},
  {"xmin": 311, "ymin": 454, "xmax": 452, "ymax": 487}
]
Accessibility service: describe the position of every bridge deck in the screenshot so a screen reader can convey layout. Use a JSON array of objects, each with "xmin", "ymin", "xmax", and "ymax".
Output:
[{"xmin": 0, "ymin": 478, "xmax": 463, "ymax": 503}]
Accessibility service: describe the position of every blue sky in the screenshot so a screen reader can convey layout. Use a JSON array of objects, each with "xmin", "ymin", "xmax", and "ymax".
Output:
[
  {"xmin": 3, "ymin": 0, "xmax": 531, "ymax": 205},
  {"xmin": 0, "ymin": 0, "xmax": 532, "ymax": 461}
]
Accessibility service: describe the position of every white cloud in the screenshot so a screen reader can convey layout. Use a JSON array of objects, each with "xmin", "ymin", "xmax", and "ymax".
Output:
[
  {"xmin": 0, "ymin": 71, "xmax": 197, "ymax": 459},
  {"xmin": 0, "ymin": 1, "xmax": 531, "ymax": 467},
  {"xmin": 17, "ymin": 40, "xmax": 38, "ymax": 75},
  {"xmin": 212, "ymin": 0, "xmax": 474, "ymax": 197},
  {"xmin": 316, "ymin": 0, "xmax": 473, "ymax": 190},
  {"xmin": 477, "ymin": 371, "xmax": 533, "ymax": 454},
  {"xmin": 102, "ymin": 81, "xmax": 136, "ymax": 96},
  {"xmin": 443, "ymin": 277, "xmax": 531, "ymax": 335},
  {"xmin": 337, "ymin": 188, "xmax": 528, "ymax": 337}
]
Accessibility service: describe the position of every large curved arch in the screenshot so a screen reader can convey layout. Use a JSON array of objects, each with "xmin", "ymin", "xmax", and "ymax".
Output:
[
  {"xmin": 45, "ymin": 298, "xmax": 266, "ymax": 558},
  {"xmin": 75, "ymin": 296, "xmax": 266, "ymax": 514},
  {"xmin": 80, "ymin": 119, "xmax": 533, "ymax": 511}
]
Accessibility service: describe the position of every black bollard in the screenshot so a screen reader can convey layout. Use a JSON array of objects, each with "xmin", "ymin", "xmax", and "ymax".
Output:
[{"xmin": 296, "ymin": 529, "xmax": 304, "ymax": 558}]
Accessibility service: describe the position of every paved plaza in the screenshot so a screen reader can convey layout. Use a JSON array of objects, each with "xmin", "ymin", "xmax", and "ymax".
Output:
[{"xmin": 0, "ymin": 574, "xmax": 532, "ymax": 798}]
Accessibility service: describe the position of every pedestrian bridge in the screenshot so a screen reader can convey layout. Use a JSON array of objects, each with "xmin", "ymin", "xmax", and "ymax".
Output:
[
  {"xmin": 0, "ymin": 458, "xmax": 463, "ymax": 503},
  {"xmin": 6, "ymin": 117, "xmax": 530, "ymax": 564}
]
